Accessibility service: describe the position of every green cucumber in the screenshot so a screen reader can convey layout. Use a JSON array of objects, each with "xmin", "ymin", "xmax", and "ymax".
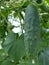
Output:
[{"xmin": 24, "ymin": 4, "xmax": 40, "ymax": 56}]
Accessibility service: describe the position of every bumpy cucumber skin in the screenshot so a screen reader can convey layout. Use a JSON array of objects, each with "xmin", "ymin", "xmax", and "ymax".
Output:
[{"xmin": 24, "ymin": 4, "xmax": 40, "ymax": 56}]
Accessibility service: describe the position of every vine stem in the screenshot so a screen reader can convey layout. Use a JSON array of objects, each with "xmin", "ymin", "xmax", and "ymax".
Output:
[{"xmin": 40, "ymin": 12, "xmax": 49, "ymax": 16}]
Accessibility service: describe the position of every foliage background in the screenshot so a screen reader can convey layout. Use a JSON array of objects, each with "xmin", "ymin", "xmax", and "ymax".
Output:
[{"xmin": 0, "ymin": 0, "xmax": 49, "ymax": 65}]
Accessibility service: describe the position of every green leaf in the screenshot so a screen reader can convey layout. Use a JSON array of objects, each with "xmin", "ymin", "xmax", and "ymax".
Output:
[
  {"xmin": 45, "ymin": 0, "xmax": 49, "ymax": 3},
  {"xmin": 1, "ymin": 58, "xmax": 15, "ymax": 65},
  {"xmin": 2, "ymin": 32, "xmax": 25, "ymax": 62},
  {"xmin": 39, "ymin": 47, "xmax": 49, "ymax": 65}
]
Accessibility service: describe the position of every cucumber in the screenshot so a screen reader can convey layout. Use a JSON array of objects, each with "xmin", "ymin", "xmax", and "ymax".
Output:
[{"xmin": 24, "ymin": 4, "xmax": 40, "ymax": 56}]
